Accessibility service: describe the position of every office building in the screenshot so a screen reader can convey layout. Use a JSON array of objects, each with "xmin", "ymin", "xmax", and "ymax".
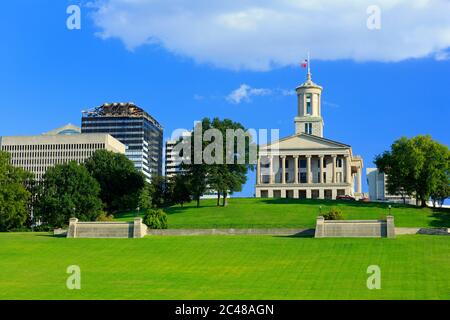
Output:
[
  {"xmin": 81, "ymin": 102, "xmax": 163, "ymax": 182},
  {"xmin": 0, "ymin": 124, "xmax": 125, "ymax": 180}
]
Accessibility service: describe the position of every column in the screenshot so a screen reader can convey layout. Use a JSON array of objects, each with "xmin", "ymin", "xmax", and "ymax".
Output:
[
  {"xmin": 269, "ymin": 156, "xmax": 274, "ymax": 184},
  {"xmin": 319, "ymin": 155, "xmax": 324, "ymax": 184},
  {"xmin": 294, "ymin": 155, "xmax": 299, "ymax": 184},
  {"xmin": 306, "ymin": 155, "xmax": 312, "ymax": 184},
  {"xmin": 345, "ymin": 155, "xmax": 351, "ymax": 183},
  {"xmin": 332, "ymin": 155, "xmax": 337, "ymax": 183},
  {"xmin": 281, "ymin": 156, "xmax": 286, "ymax": 184},
  {"xmin": 357, "ymin": 167, "xmax": 362, "ymax": 194},
  {"xmin": 256, "ymin": 156, "xmax": 261, "ymax": 184}
]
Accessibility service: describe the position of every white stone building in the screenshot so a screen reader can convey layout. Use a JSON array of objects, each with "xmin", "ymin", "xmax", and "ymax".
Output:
[
  {"xmin": 366, "ymin": 168, "xmax": 415, "ymax": 204},
  {"xmin": 0, "ymin": 124, "xmax": 126, "ymax": 180},
  {"xmin": 255, "ymin": 72, "xmax": 363, "ymax": 199}
]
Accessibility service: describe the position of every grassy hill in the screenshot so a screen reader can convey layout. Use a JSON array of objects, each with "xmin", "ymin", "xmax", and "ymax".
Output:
[
  {"xmin": 115, "ymin": 198, "xmax": 450, "ymax": 229},
  {"xmin": 0, "ymin": 233, "xmax": 448, "ymax": 299}
]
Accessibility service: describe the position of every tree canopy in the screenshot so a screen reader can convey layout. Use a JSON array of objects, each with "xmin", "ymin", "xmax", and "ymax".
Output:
[
  {"xmin": 0, "ymin": 151, "xmax": 32, "ymax": 231},
  {"xmin": 85, "ymin": 150, "xmax": 145, "ymax": 213},
  {"xmin": 375, "ymin": 135, "xmax": 450, "ymax": 207},
  {"xmin": 34, "ymin": 161, "xmax": 103, "ymax": 228}
]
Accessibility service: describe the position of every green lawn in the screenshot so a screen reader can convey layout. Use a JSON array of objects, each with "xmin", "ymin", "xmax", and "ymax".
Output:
[
  {"xmin": 0, "ymin": 233, "xmax": 448, "ymax": 300},
  {"xmin": 116, "ymin": 198, "xmax": 450, "ymax": 229}
]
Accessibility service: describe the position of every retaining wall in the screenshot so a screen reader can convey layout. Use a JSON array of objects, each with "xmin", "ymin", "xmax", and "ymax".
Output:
[
  {"xmin": 315, "ymin": 216, "xmax": 395, "ymax": 238},
  {"xmin": 148, "ymin": 228, "xmax": 314, "ymax": 237},
  {"xmin": 66, "ymin": 218, "xmax": 147, "ymax": 238}
]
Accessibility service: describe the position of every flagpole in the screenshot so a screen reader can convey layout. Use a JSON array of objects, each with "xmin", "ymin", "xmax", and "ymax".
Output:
[{"xmin": 307, "ymin": 51, "xmax": 311, "ymax": 79}]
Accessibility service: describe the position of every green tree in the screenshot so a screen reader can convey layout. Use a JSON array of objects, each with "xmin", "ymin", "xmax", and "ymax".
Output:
[
  {"xmin": 170, "ymin": 174, "xmax": 192, "ymax": 207},
  {"xmin": 150, "ymin": 175, "xmax": 171, "ymax": 208},
  {"xmin": 0, "ymin": 151, "xmax": 32, "ymax": 231},
  {"xmin": 35, "ymin": 161, "xmax": 103, "ymax": 228},
  {"xmin": 209, "ymin": 118, "xmax": 255, "ymax": 206},
  {"xmin": 375, "ymin": 135, "xmax": 450, "ymax": 207},
  {"xmin": 138, "ymin": 183, "xmax": 153, "ymax": 211},
  {"xmin": 181, "ymin": 119, "xmax": 211, "ymax": 207},
  {"xmin": 85, "ymin": 150, "xmax": 145, "ymax": 213}
]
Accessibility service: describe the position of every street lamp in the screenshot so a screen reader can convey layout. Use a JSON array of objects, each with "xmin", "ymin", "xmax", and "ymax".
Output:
[
  {"xmin": 319, "ymin": 205, "xmax": 322, "ymax": 215},
  {"xmin": 388, "ymin": 205, "xmax": 391, "ymax": 216},
  {"xmin": 136, "ymin": 206, "xmax": 140, "ymax": 218}
]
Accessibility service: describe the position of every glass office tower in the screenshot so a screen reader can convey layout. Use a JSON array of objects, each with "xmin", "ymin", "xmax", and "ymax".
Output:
[{"xmin": 81, "ymin": 102, "xmax": 163, "ymax": 182}]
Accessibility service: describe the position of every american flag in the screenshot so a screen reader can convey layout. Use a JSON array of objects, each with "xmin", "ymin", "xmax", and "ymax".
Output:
[{"xmin": 301, "ymin": 59, "xmax": 308, "ymax": 68}]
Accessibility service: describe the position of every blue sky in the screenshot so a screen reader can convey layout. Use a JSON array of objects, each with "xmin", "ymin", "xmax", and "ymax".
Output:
[{"xmin": 1, "ymin": 1, "xmax": 449, "ymax": 197}]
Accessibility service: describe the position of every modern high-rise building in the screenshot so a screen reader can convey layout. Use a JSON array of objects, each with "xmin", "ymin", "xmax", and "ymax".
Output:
[
  {"xmin": 81, "ymin": 102, "xmax": 163, "ymax": 182},
  {"xmin": 0, "ymin": 124, "xmax": 126, "ymax": 180},
  {"xmin": 164, "ymin": 132, "xmax": 191, "ymax": 178}
]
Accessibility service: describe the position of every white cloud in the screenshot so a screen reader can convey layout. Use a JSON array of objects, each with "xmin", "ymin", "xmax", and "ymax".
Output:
[
  {"xmin": 435, "ymin": 50, "xmax": 450, "ymax": 61},
  {"xmin": 89, "ymin": 0, "xmax": 450, "ymax": 70},
  {"xmin": 226, "ymin": 84, "xmax": 272, "ymax": 104}
]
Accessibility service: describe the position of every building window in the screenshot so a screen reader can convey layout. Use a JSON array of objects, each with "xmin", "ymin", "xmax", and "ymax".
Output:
[
  {"xmin": 300, "ymin": 172, "xmax": 307, "ymax": 183},
  {"xmin": 304, "ymin": 123, "xmax": 312, "ymax": 135},
  {"xmin": 306, "ymin": 94, "xmax": 312, "ymax": 114},
  {"xmin": 299, "ymin": 159, "xmax": 306, "ymax": 168},
  {"xmin": 337, "ymin": 158, "xmax": 343, "ymax": 168}
]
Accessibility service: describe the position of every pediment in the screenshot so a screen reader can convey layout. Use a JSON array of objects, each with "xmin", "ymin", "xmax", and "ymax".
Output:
[{"xmin": 260, "ymin": 134, "xmax": 350, "ymax": 151}]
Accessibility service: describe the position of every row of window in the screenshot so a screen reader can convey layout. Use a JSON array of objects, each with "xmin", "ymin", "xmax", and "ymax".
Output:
[
  {"xmin": 2, "ymin": 143, "xmax": 105, "ymax": 151},
  {"xmin": 260, "ymin": 189, "xmax": 346, "ymax": 199},
  {"xmin": 262, "ymin": 172, "xmax": 344, "ymax": 184},
  {"xmin": 262, "ymin": 157, "xmax": 344, "ymax": 169}
]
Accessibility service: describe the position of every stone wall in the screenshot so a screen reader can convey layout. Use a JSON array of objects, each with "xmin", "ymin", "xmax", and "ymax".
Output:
[
  {"xmin": 148, "ymin": 228, "xmax": 314, "ymax": 237},
  {"xmin": 315, "ymin": 216, "xmax": 395, "ymax": 238},
  {"xmin": 66, "ymin": 218, "xmax": 147, "ymax": 238}
]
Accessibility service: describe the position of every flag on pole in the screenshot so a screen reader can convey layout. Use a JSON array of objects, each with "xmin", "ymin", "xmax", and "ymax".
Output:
[{"xmin": 301, "ymin": 59, "xmax": 308, "ymax": 68}]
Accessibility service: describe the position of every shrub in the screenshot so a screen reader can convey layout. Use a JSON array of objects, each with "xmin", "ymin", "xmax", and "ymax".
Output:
[
  {"xmin": 143, "ymin": 209, "xmax": 168, "ymax": 229},
  {"xmin": 322, "ymin": 208, "xmax": 343, "ymax": 220},
  {"xmin": 96, "ymin": 212, "xmax": 114, "ymax": 222}
]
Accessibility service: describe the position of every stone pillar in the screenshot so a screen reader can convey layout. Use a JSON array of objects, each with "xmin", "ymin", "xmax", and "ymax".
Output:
[
  {"xmin": 281, "ymin": 156, "xmax": 286, "ymax": 184},
  {"xmin": 386, "ymin": 216, "xmax": 395, "ymax": 238},
  {"xmin": 306, "ymin": 155, "xmax": 312, "ymax": 184},
  {"xmin": 357, "ymin": 167, "xmax": 362, "ymax": 194},
  {"xmin": 314, "ymin": 216, "xmax": 325, "ymax": 238},
  {"xmin": 269, "ymin": 156, "xmax": 274, "ymax": 184},
  {"xmin": 133, "ymin": 217, "xmax": 146, "ymax": 238},
  {"xmin": 332, "ymin": 155, "xmax": 337, "ymax": 183},
  {"xmin": 294, "ymin": 155, "xmax": 299, "ymax": 184},
  {"xmin": 256, "ymin": 156, "xmax": 261, "ymax": 184},
  {"xmin": 345, "ymin": 155, "xmax": 352, "ymax": 184},
  {"xmin": 67, "ymin": 218, "xmax": 78, "ymax": 238},
  {"xmin": 319, "ymin": 155, "xmax": 324, "ymax": 184}
]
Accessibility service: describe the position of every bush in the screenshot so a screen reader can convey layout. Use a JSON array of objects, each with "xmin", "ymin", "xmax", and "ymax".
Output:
[
  {"xmin": 96, "ymin": 212, "xmax": 114, "ymax": 222},
  {"xmin": 322, "ymin": 208, "xmax": 343, "ymax": 220},
  {"xmin": 143, "ymin": 209, "xmax": 168, "ymax": 229}
]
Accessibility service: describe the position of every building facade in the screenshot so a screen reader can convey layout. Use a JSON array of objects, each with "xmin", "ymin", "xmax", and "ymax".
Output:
[
  {"xmin": 366, "ymin": 168, "xmax": 415, "ymax": 204},
  {"xmin": 255, "ymin": 72, "xmax": 364, "ymax": 199},
  {"xmin": 0, "ymin": 124, "xmax": 125, "ymax": 180},
  {"xmin": 81, "ymin": 103, "xmax": 163, "ymax": 182},
  {"xmin": 164, "ymin": 132, "xmax": 191, "ymax": 178}
]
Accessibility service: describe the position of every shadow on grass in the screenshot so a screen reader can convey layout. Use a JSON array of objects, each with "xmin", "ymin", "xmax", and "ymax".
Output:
[
  {"xmin": 429, "ymin": 208, "xmax": 450, "ymax": 228},
  {"xmin": 259, "ymin": 198, "xmax": 420, "ymax": 210}
]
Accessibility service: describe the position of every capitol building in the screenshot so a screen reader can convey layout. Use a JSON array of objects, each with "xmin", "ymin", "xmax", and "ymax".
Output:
[{"xmin": 255, "ymin": 71, "xmax": 363, "ymax": 199}]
